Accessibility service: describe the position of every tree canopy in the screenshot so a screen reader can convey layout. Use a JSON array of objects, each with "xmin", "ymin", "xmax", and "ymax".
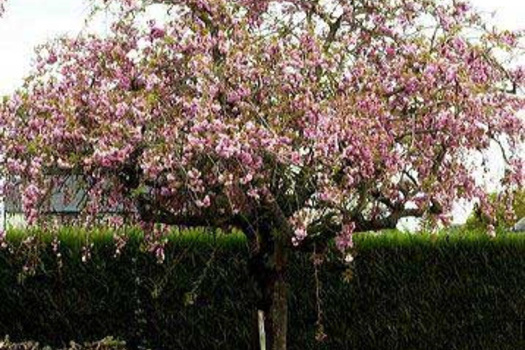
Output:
[{"xmin": 2, "ymin": 0, "xmax": 524, "ymax": 250}]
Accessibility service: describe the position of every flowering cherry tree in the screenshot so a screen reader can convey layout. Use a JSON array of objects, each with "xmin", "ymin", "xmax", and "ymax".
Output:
[{"xmin": 1, "ymin": 0, "xmax": 524, "ymax": 348}]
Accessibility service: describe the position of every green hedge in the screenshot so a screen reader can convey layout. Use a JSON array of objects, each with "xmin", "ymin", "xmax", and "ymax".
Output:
[{"xmin": 2, "ymin": 228, "xmax": 525, "ymax": 349}]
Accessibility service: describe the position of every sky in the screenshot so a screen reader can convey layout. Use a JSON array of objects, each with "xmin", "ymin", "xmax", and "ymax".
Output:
[
  {"xmin": 1, "ymin": 0, "xmax": 524, "ymax": 95},
  {"xmin": 0, "ymin": 0, "xmax": 523, "ymax": 228}
]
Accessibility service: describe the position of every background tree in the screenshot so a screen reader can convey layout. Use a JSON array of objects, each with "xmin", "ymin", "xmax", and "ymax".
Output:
[
  {"xmin": 1, "ymin": 0, "xmax": 524, "ymax": 349},
  {"xmin": 466, "ymin": 189, "xmax": 525, "ymax": 230}
]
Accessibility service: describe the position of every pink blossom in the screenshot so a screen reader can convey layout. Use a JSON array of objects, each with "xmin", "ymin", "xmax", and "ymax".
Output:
[{"xmin": 335, "ymin": 223, "xmax": 355, "ymax": 253}]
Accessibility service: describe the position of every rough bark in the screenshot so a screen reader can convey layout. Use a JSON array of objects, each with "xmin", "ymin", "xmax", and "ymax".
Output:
[
  {"xmin": 250, "ymin": 226, "xmax": 289, "ymax": 350},
  {"xmin": 269, "ymin": 238, "xmax": 288, "ymax": 350}
]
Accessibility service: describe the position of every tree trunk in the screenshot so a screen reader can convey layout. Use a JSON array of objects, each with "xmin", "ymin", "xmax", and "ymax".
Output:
[
  {"xmin": 253, "ymin": 230, "xmax": 288, "ymax": 350},
  {"xmin": 266, "ymin": 270, "xmax": 288, "ymax": 350}
]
